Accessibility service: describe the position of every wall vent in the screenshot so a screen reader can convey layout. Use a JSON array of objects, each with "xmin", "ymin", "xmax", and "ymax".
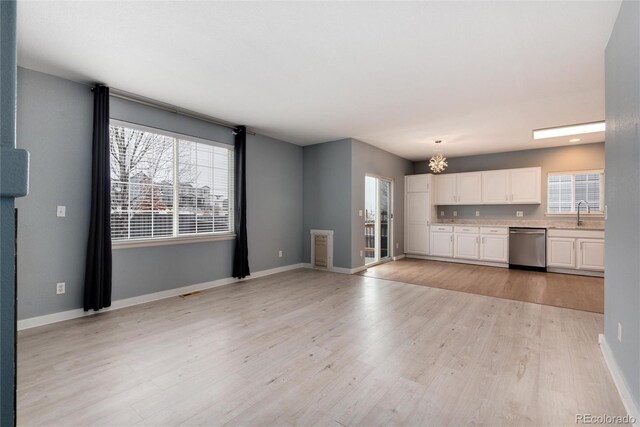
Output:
[{"xmin": 310, "ymin": 230, "xmax": 333, "ymax": 270}]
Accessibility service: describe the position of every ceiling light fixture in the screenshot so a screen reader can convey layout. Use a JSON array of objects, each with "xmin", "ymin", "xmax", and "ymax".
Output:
[
  {"xmin": 533, "ymin": 121, "xmax": 605, "ymax": 140},
  {"xmin": 429, "ymin": 140, "xmax": 448, "ymax": 174}
]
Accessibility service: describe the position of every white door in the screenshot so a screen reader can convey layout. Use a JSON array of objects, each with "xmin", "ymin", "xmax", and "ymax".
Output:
[
  {"xmin": 577, "ymin": 239, "xmax": 605, "ymax": 271},
  {"xmin": 481, "ymin": 170, "xmax": 510, "ymax": 204},
  {"xmin": 435, "ymin": 174, "xmax": 457, "ymax": 205},
  {"xmin": 456, "ymin": 172, "xmax": 482, "ymax": 204},
  {"xmin": 547, "ymin": 237, "xmax": 576, "ymax": 268},
  {"xmin": 454, "ymin": 234, "xmax": 480, "ymax": 260},
  {"xmin": 481, "ymin": 235, "xmax": 508, "ymax": 263},
  {"xmin": 510, "ymin": 167, "xmax": 541, "ymax": 204},
  {"xmin": 406, "ymin": 174, "xmax": 430, "ymax": 193},
  {"xmin": 405, "ymin": 192, "xmax": 429, "ymax": 254},
  {"xmin": 430, "ymin": 232, "xmax": 454, "ymax": 257}
]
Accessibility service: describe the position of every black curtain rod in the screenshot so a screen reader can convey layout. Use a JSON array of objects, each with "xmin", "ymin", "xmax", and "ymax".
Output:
[{"xmin": 92, "ymin": 85, "xmax": 255, "ymax": 135}]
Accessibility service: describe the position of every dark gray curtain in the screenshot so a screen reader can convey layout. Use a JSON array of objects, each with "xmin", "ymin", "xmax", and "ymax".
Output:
[
  {"xmin": 232, "ymin": 126, "xmax": 250, "ymax": 278},
  {"xmin": 84, "ymin": 85, "xmax": 112, "ymax": 311}
]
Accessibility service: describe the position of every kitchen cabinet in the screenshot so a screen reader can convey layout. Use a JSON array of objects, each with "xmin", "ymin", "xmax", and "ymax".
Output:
[
  {"xmin": 546, "ymin": 229, "xmax": 604, "ymax": 273},
  {"xmin": 547, "ymin": 237, "xmax": 576, "ymax": 268},
  {"xmin": 405, "ymin": 192, "xmax": 430, "ymax": 254},
  {"xmin": 510, "ymin": 167, "xmax": 541, "ymax": 204},
  {"xmin": 576, "ymin": 239, "xmax": 605, "ymax": 271},
  {"xmin": 456, "ymin": 172, "xmax": 482, "ymax": 204},
  {"xmin": 480, "ymin": 228, "xmax": 509, "ymax": 263},
  {"xmin": 430, "ymin": 225, "xmax": 454, "ymax": 257},
  {"xmin": 454, "ymin": 233, "xmax": 480, "ymax": 260},
  {"xmin": 434, "ymin": 167, "xmax": 541, "ymax": 206},
  {"xmin": 481, "ymin": 170, "xmax": 510, "ymax": 204},
  {"xmin": 404, "ymin": 175, "xmax": 433, "ymax": 255},
  {"xmin": 435, "ymin": 174, "xmax": 457, "ymax": 205}
]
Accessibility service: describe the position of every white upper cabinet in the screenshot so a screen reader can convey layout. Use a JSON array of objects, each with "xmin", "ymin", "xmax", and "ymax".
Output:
[
  {"xmin": 509, "ymin": 167, "xmax": 541, "ymax": 204},
  {"xmin": 456, "ymin": 172, "xmax": 482, "ymax": 204},
  {"xmin": 435, "ymin": 174, "xmax": 457, "ymax": 205},
  {"xmin": 406, "ymin": 174, "xmax": 430, "ymax": 193},
  {"xmin": 481, "ymin": 170, "xmax": 510, "ymax": 204}
]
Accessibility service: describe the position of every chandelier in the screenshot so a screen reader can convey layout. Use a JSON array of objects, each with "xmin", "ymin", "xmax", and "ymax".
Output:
[{"xmin": 429, "ymin": 140, "xmax": 447, "ymax": 173}]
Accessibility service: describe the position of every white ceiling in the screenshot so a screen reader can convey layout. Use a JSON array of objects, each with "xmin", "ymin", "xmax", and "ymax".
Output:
[{"xmin": 17, "ymin": 1, "xmax": 620, "ymax": 161}]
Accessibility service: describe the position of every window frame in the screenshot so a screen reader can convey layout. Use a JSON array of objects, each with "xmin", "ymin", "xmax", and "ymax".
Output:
[
  {"xmin": 109, "ymin": 119, "xmax": 235, "ymax": 249},
  {"xmin": 546, "ymin": 169, "xmax": 605, "ymax": 216}
]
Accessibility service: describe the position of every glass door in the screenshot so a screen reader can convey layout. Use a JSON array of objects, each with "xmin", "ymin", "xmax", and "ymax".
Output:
[{"xmin": 365, "ymin": 176, "xmax": 392, "ymax": 266}]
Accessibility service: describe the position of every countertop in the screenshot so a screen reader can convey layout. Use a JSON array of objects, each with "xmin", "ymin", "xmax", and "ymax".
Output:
[{"xmin": 434, "ymin": 218, "xmax": 605, "ymax": 231}]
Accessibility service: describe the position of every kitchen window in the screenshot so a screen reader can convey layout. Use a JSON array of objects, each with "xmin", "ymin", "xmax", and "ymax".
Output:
[
  {"xmin": 547, "ymin": 170, "xmax": 604, "ymax": 214},
  {"xmin": 109, "ymin": 120, "xmax": 234, "ymax": 246}
]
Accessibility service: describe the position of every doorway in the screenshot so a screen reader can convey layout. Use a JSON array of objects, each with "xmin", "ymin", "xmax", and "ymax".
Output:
[{"xmin": 365, "ymin": 175, "xmax": 392, "ymax": 266}]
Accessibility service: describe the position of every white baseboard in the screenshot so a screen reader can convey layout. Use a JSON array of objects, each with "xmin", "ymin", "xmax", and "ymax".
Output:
[
  {"xmin": 392, "ymin": 254, "xmax": 406, "ymax": 261},
  {"xmin": 599, "ymin": 334, "xmax": 640, "ymax": 426},
  {"xmin": 17, "ymin": 263, "xmax": 305, "ymax": 331},
  {"xmin": 302, "ymin": 263, "xmax": 366, "ymax": 275},
  {"xmin": 547, "ymin": 267, "xmax": 604, "ymax": 278}
]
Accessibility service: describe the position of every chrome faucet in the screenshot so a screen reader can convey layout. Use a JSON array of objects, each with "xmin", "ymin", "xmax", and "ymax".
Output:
[{"xmin": 577, "ymin": 200, "xmax": 591, "ymax": 226}]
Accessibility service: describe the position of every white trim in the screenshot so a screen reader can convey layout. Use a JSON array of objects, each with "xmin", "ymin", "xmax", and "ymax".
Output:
[
  {"xmin": 17, "ymin": 263, "xmax": 305, "ymax": 331},
  {"xmin": 112, "ymin": 233, "xmax": 235, "ymax": 249},
  {"xmin": 392, "ymin": 254, "xmax": 406, "ymax": 261},
  {"xmin": 406, "ymin": 254, "xmax": 508, "ymax": 269},
  {"xmin": 302, "ymin": 263, "xmax": 366, "ymax": 275},
  {"xmin": 599, "ymin": 334, "xmax": 640, "ymax": 426}
]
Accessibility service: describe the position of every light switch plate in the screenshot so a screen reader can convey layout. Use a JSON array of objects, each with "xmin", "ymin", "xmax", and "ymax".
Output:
[
  {"xmin": 56, "ymin": 206, "xmax": 66, "ymax": 217},
  {"xmin": 516, "ymin": 211, "xmax": 524, "ymax": 217},
  {"xmin": 475, "ymin": 211, "xmax": 480, "ymax": 217},
  {"xmin": 358, "ymin": 210, "xmax": 363, "ymax": 217},
  {"xmin": 453, "ymin": 211, "xmax": 457, "ymax": 217}
]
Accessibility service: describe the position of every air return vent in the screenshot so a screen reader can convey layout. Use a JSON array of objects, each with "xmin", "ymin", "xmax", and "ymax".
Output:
[{"xmin": 310, "ymin": 230, "xmax": 333, "ymax": 270}]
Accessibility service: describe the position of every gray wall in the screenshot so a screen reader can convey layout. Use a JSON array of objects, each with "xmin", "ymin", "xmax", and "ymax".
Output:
[
  {"xmin": 16, "ymin": 67, "xmax": 303, "ymax": 319},
  {"xmin": 604, "ymin": 0, "xmax": 640, "ymax": 409},
  {"xmin": 414, "ymin": 143, "xmax": 605, "ymax": 220},
  {"xmin": 351, "ymin": 139, "xmax": 413, "ymax": 269},
  {"xmin": 302, "ymin": 139, "xmax": 352, "ymax": 269}
]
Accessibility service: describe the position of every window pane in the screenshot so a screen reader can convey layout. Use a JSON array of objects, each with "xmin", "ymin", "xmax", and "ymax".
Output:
[
  {"xmin": 575, "ymin": 173, "xmax": 601, "ymax": 211},
  {"xmin": 110, "ymin": 124, "xmax": 175, "ymax": 241},
  {"xmin": 547, "ymin": 174, "xmax": 573, "ymax": 213}
]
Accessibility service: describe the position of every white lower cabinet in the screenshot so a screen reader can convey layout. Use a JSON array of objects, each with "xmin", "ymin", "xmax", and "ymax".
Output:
[
  {"xmin": 454, "ymin": 227, "xmax": 480, "ymax": 260},
  {"xmin": 430, "ymin": 231, "xmax": 454, "ymax": 258},
  {"xmin": 481, "ymin": 235, "xmax": 509, "ymax": 263},
  {"xmin": 547, "ymin": 230, "xmax": 605, "ymax": 273},
  {"xmin": 406, "ymin": 223, "xmax": 429, "ymax": 255},
  {"xmin": 547, "ymin": 237, "xmax": 576, "ymax": 269},
  {"xmin": 576, "ymin": 239, "xmax": 605, "ymax": 271}
]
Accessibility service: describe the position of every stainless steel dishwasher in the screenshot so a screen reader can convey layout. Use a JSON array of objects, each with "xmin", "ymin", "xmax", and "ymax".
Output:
[{"xmin": 509, "ymin": 228, "xmax": 546, "ymax": 271}]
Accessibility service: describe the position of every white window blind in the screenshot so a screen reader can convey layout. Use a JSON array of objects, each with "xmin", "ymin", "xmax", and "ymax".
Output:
[
  {"xmin": 547, "ymin": 170, "xmax": 604, "ymax": 213},
  {"xmin": 110, "ymin": 121, "xmax": 234, "ymax": 242}
]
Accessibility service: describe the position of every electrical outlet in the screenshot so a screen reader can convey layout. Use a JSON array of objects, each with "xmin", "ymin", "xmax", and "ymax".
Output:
[
  {"xmin": 396, "ymin": 243, "xmax": 399, "ymax": 249},
  {"xmin": 475, "ymin": 211, "xmax": 480, "ymax": 217},
  {"xmin": 618, "ymin": 322, "xmax": 622, "ymax": 342},
  {"xmin": 453, "ymin": 211, "xmax": 458, "ymax": 217},
  {"xmin": 360, "ymin": 250, "xmax": 363, "ymax": 257},
  {"xmin": 516, "ymin": 211, "xmax": 524, "ymax": 217},
  {"xmin": 278, "ymin": 250, "xmax": 283, "ymax": 258},
  {"xmin": 440, "ymin": 211, "xmax": 445, "ymax": 217},
  {"xmin": 56, "ymin": 206, "xmax": 66, "ymax": 217},
  {"xmin": 56, "ymin": 282, "xmax": 65, "ymax": 295}
]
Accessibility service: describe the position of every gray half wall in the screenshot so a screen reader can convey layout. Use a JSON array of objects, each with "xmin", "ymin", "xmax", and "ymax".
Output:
[
  {"xmin": 604, "ymin": 0, "xmax": 640, "ymax": 408},
  {"xmin": 414, "ymin": 143, "xmax": 605, "ymax": 220},
  {"xmin": 351, "ymin": 139, "xmax": 413, "ymax": 269},
  {"xmin": 16, "ymin": 67, "xmax": 303, "ymax": 319}
]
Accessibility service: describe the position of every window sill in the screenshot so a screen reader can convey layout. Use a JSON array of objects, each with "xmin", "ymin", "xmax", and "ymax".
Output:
[{"xmin": 112, "ymin": 233, "xmax": 236, "ymax": 249}]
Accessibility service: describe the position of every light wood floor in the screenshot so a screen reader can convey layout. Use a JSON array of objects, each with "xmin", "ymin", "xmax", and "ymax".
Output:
[
  {"xmin": 361, "ymin": 259, "xmax": 604, "ymax": 313},
  {"xmin": 18, "ymin": 268, "xmax": 625, "ymax": 426}
]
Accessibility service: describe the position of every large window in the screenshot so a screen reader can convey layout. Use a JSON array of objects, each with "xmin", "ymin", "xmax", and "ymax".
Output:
[
  {"xmin": 547, "ymin": 170, "xmax": 604, "ymax": 214},
  {"xmin": 110, "ymin": 121, "xmax": 234, "ymax": 243}
]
